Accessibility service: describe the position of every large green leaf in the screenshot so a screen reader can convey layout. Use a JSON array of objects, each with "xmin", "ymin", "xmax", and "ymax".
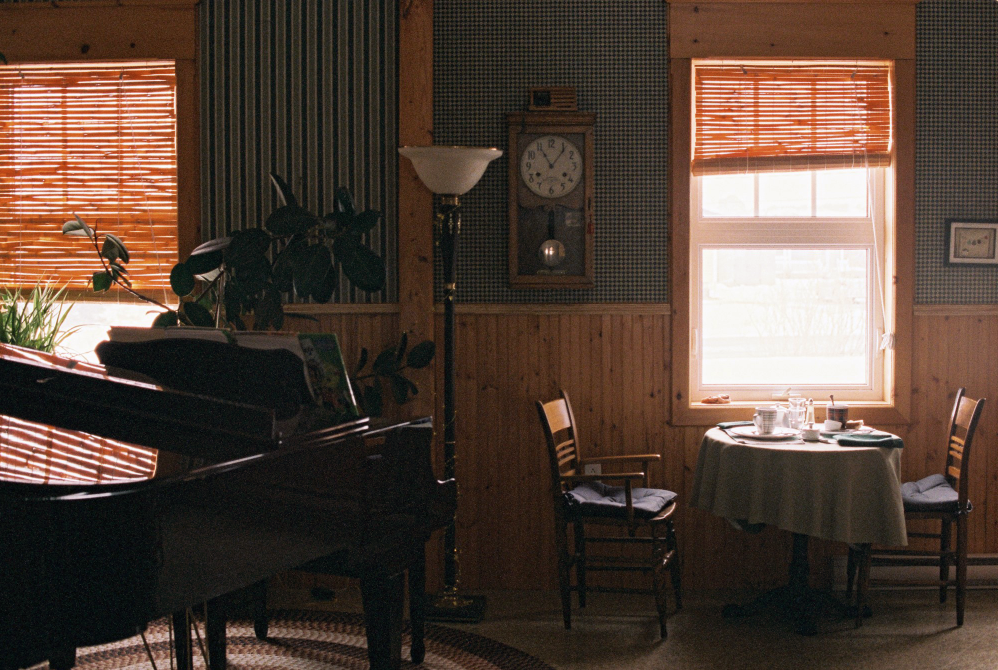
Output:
[
  {"xmin": 265, "ymin": 204, "xmax": 317, "ymax": 237},
  {"xmin": 231, "ymin": 254, "xmax": 271, "ymax": 296},
  {"xmin": 170, "ymin": 263, "xmax": 196, "ymax": 297},
  {"xmin": 351, "ymin": 209, "xmax": 381, "ymax": 235},
  {"xmin": 354, "ymin": 347, "xmax": 369, "ymax": 376},
  {"xmin": 390, "ymin": 373, "xmax": 410, "ymax": 405},
  {"xmin": 311, "ymin": 265, "xmax": 337, "ymax": 303},
  {"xmin": 181, "ymin": 301, "xmax": 214, "ymax": 327},
  {"xmin": 292, "ymin": 244, "xmax": 332, "ymax": 299},
  {"xmin": 225, "ymin": 228, "xmax": 272, "ymax": 269},
  {"xmin": 269, "ymin": 173, "xmax": 298, "ymax": 208},
  {"xmin": 333, "ymin": 187, "xmax": 355, "ymax": 216},
  {"xmin": 272, "ymin": 237, "xmax": 306, "ymax": 293},
  {"xmin": 102, "ymin": 233, "xmax": 130, "ymax": 264},
  {"xmin": 395, "ymin": 332, "xmax": 408, "ymax": 366},
  {"xmin": 92, "ymin": 271, "xmax": 112, "ymax": 292},
  {"xmin": 253, "ymin": 288, "xmax": 284, "ymax": 331},
  {"xmin": 333, "ymin": 238, "xmax": 386, "ymax": 293},
  {"xmin": 373, "ymin": 348, "xmax": 397, "ymax": 376},
  {"xmin": 363, "ymin": 383, "xmax": 383, "ymax": 418},
  {"xmin": 152, "ymin": 310, "xmax": 179, "ymax": 327},
  {"xmin": 407, "ymin": 340, "xmax": 436, "ymax": 369},
  {"xmin": 186, "ymin": 238, "xmax": 227, "ymax": 275},
  {"xmin": 62, "ymin": 216, "xmax": 95, "ymax": 240}
]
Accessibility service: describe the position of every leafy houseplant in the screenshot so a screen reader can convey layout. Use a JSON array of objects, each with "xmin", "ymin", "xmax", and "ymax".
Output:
[
  {"xmin": 64, "ymin": 174, "xmax": 386, "ymax": 331},
  {"xmin": 0, "ymin": 283, "xmax": 77, "ymax": 354},
  {"xmin": 63, "ymin": 173, "xmax": 433, "ymax": 416}
]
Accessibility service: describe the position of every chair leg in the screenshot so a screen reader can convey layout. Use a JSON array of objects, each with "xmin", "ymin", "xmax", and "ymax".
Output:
[
  {"xmin": 854, "ymin": 544, "xmax": 871, "ymax": 629},
  {"xmin": 574, "ymin": 520, "xmax": 587, "ymax": 608},
  {"xmin": 666, "ymin": 519, "xmax": 682, "ymax": 610},
  {"xmin": 653, "ymin": 554, "xmax": 669, "ymax": 640},
  {"xmin": 553, "ymin": 515, "xmax": 573, "ymax": 630},
  {"xmin": 845, "ymin": 546, "xmax": 857, "ymax": 599},
  {"xmin": 956, "ymin": 514, "xmax": 967, "ymax": 626},
  {"xmin": 939, "ymin": 518, "xmax": 952, "ymax": 604}
]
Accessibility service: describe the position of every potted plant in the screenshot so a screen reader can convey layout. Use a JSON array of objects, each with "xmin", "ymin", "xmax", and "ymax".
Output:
[{"xmin": 63, "ymin": 173, "xmax": 433, "ymax": 415}]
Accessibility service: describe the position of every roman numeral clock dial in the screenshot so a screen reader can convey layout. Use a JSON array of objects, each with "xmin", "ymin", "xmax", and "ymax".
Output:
[{"xmin": 507, "ymin": 111, "xmax": 595, "ymax": 289}]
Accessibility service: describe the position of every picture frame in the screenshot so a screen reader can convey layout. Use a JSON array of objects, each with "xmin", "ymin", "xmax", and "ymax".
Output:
[{"xmin": 946, "ymin": 219, "xmax": 998, "ymax": 266}]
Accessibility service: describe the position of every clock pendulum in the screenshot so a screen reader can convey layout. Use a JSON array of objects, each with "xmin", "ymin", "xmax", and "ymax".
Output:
[{"xmin": 538, "ymin": 207, "xmax": 565, "ymax": 269}]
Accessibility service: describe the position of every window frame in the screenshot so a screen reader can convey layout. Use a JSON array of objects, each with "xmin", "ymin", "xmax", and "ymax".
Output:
[
  {"xmin": 665, "ymin": 1, "xmax": 915, "ymax": 427},
  {"xmin": 0, "ymin": 0, "xmax": 201, "ymax": 284},
  {"xmin": 690, "ymin": 165, "xmax": 889, "ymax": 403}
]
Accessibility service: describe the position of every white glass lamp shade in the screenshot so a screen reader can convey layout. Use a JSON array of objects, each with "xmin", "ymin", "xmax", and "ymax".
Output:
[{"xmin": 399, "ymin": 146, "xmax": 502, "ymax": 195}]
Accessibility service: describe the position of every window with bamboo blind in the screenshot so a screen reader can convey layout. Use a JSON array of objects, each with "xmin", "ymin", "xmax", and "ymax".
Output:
[
  {"xmin": 687, "ymin": 59, "xmax": 895, "ymax": 406},
  {"xmin": 0, "ymin": 60, "xmax": 178, "ymax": 293}
]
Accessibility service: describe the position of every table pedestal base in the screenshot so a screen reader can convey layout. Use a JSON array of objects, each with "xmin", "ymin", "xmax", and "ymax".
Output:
[{"xmin": 722, "ymin": 533, "xmax": 862, "ymax": 635}]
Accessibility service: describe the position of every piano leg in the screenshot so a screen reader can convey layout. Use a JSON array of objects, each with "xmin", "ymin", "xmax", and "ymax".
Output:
[
  {"xmin": 251, "ymin": 579, "xmax": 269, "ymax": 639},
  {"xmin": 361, "ymin": 572, "xmax": 404, "ymax": 670},
  {"xmin": 206, "ymin": 598, "xmax": 227, "ymax": 670},
  {"xmin": 48, "ymin": 647, "xmax": 76, "ymax": 670},
  {"xmin": 171, "ymin": 610, "xmax": 193, "ymax": 670},
  {"xmin": 408, "ymin": 546, "xmax": 427, "ymax": 664}
]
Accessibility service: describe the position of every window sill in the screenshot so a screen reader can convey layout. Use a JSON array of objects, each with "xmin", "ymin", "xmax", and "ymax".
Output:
[{"xmin": 670, "ymin": 400, "xmax": 910, "ymax": 428}]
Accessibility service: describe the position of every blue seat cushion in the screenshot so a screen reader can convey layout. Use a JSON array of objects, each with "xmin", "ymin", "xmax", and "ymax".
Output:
[
  {"xmin": 901, "ymin": 474, "xmax": 966, "ymax": 513},
  {"xmin": 565, "ymin": 481, "xmax": 677, "ymax": 520}
]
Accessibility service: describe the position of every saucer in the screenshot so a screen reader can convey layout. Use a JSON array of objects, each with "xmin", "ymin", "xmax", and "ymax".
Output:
[{"xmin": 728, "ymin": 425, "xmax": 799, "ymax": 441}]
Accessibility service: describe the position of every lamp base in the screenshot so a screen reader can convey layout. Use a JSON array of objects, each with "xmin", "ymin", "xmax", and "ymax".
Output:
[{"xmin": 424, "ymin": 591, "xmax": 487, "ymax": 624}]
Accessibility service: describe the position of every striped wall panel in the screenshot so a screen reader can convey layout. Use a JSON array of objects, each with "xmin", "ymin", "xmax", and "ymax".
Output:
[{"xmin": 199, "ymin": 0, "xmax": 398, "ymax": 303}]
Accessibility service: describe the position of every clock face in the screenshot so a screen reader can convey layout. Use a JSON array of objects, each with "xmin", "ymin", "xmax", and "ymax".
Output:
[{"xmin": 520, "ymin": 135, "xmax": 583, "ymax": 199}]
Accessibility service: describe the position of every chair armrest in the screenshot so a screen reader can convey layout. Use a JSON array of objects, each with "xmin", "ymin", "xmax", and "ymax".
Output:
[
  {"xmin": 562, "ymin": 472, "xmax": 645, "ymax": 484},
  {"xmin": 580, "ymin": 454, "xmax": 662, "ymax": 464}
]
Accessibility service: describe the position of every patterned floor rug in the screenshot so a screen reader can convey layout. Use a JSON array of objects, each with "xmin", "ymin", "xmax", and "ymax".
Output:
[{"xmin": 72, "ymin": 610, "xmax": 553, "ymax": 670}]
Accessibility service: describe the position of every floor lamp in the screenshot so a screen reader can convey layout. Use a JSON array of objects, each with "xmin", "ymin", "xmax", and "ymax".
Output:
[{"xmin": 399, "ymin": 146, "xmax": 502, "ymax": 622}]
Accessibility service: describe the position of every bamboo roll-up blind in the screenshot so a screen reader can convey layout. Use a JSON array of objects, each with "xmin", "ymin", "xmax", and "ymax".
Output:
[
  {"xmin": 0, "ymin": 61, "xmax": 178, "ymax": 291},
  {"xmin": 693, "ymin": 63, "xmax": 893, "ymax": 175}
]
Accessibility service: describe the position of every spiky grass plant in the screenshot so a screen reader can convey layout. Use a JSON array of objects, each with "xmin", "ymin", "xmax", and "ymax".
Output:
[{"xmin": 0, "ymin": 283, "xmax": 77, "ymax": 353}]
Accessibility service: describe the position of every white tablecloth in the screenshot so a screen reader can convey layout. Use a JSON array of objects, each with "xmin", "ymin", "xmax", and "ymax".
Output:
[{"xmin": 690, "ymin": 428, "xmax": 907, "ymax": 546}]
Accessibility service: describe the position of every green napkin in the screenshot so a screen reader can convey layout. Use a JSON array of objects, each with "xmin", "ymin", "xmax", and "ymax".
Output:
[
  {"xmin": 717, "ymin": 421, "xmax": 753, "ymax": 429},
  {"xmin": 834, "ymin": 431, "xmax": 904, "ymax": 449}
]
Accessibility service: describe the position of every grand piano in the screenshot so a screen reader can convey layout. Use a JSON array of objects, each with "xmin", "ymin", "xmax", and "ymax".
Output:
[{"xmin": 0, "ymin": 339, "xmax": 455, "ymax": 670}]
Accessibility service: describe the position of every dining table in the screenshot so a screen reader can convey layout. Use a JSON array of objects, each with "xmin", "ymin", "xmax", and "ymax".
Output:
[{"xmin": 690, "ymin": 425, "xmax": 907, "ymax": 634}]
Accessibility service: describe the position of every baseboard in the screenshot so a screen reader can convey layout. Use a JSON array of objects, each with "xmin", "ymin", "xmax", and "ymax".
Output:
[{"xmin": 830, "ymin": 554, "xmax": 998, "ymax": 589}]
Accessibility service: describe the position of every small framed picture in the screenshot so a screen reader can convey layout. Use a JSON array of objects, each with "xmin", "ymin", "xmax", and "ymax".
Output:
[{"xmin": 946, "ymin": 220, "xmax": 998, "ymax": 265}]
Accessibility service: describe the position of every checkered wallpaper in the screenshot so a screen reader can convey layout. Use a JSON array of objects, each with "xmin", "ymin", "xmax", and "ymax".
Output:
[
  {"xmin": 915, "ymin": 0, "xmax": 998, "ymax": 303},
  {"xmin": 435, "ymin": 0, "xmax": 998, "ymax": 304}
]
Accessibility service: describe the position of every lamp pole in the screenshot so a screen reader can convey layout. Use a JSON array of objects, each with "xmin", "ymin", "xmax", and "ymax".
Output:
[{"xmin": 398, "ymin": 146, "xmax": 501, "ymax": 623}]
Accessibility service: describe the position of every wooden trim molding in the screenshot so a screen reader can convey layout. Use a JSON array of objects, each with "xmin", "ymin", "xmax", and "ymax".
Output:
[
  {"xmin": 915, "ymin": 305, "xmax": 998, "ymax": 317},
  {"xmin": 446, "ymin": 303, "xmax": 670, "ymax": 316},
  {"xmin": 666, "ymin": 2, "xmax": 916, "ymax": 59}
]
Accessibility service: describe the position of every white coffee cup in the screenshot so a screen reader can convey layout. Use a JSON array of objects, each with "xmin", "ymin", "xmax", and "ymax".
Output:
[
  {"xmin": 802, "ymin": 425, "xmax": 822, "ymax": 442},
  {"xmin": 823, "ymin": 419, "xmax": 842, "ymax": 431},
  {"xmin": 754, "ymin": 407, "xmax": 779, "ymax": 435}
]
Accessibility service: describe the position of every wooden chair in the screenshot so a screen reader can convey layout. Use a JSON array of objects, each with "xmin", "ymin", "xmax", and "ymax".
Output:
[
  {"xmin": 536, "ymin": 389, "xmax": 681, "ymax": 639},
  {"xmin": 848, "ymin": 388, "xmax": 986, "ymax": 627}
]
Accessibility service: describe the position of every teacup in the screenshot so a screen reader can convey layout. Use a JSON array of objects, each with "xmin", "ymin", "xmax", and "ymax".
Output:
[{"xmin": 753, "ymin": 407, "xmax": 780, "ymax": 435}]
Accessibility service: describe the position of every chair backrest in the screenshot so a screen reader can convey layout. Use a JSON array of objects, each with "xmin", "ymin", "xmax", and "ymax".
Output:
[
  {"xmin": 944, "ymin": 387, "xmax": 986, "ymax": 506},
  {"xmin": 536, "ymin": 389, "xmax": 583, "ymax": 500}
]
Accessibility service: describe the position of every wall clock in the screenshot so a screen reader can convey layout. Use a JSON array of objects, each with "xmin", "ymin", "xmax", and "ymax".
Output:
[{"xmin": 507, "ymin": 111, "xmax": 595, "ymax": 288}]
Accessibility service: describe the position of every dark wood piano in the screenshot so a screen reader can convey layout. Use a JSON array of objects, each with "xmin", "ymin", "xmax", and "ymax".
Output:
[{"xmin": 0, "ymin": 340, "xmax": 455, "ymax": 670}]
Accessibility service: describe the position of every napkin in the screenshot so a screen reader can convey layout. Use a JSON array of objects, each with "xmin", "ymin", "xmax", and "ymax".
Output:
[
  {"xmin": 717, "ymin": 420, "xmax": 753, "ymax": 429},
  {"xmin": 833, "ymin": 431, "xmax": 904, "ymax": 449}
]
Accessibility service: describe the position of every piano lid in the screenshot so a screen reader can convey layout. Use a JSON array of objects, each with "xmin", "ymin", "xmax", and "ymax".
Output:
[{"xmin": 0, "ymin": 343, "xmax": 279, "ymax": 463}]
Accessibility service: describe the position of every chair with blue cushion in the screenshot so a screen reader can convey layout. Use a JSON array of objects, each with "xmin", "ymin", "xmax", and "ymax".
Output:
[
  {"xmin": 849, "ymin": 387, "xmax": 985, "ymax": 626},
  {"xmin": 536, "ymin": 389, "xmax": 681, "ymax": 639}
]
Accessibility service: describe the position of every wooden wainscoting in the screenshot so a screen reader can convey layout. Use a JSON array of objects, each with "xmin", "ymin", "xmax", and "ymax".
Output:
[{"xmin": 282, "ymin": 304, "xmax": 998, "ymax": 594}]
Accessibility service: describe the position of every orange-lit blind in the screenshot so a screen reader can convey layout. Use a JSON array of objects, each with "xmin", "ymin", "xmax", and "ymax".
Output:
[
  {"xmin": 693, "ymin": 63, "xmax": 893, "ymax": 175},
  {"xmin": 0, "ymin": 61, "xmax": 178, "ymax": 291}
]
